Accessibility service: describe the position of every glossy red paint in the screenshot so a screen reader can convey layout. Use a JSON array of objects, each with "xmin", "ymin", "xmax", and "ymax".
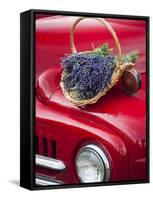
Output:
[{"xmin": 35, "ymin": 15, "xmax": 147, "ymax": 184}]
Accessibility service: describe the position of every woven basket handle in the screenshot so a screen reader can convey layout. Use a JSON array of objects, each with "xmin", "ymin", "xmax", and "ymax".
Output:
[{"xmin": 70, "ymin": 17, "xmax": 122, "ymax": 66}]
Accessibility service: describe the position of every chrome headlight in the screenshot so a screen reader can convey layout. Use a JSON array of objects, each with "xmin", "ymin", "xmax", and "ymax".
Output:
[{"xmin": 76, "ymin": 144, "xmax": 110, "ymax": 183}]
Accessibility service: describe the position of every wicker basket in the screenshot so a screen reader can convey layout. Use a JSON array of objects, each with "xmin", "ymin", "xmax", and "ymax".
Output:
[{"xmin": 60, "ymin": 17, "xmax": 135, "ymax": 107}]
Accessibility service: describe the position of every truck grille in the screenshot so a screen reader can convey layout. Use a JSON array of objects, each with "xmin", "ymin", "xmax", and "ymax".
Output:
[
  {"xmin": 35, "ymin": 124, "xmax": 66, "ymax": 186},
  {"xmin": 35, "ymin": 135, "xmax": 57, "ymax": 158}
]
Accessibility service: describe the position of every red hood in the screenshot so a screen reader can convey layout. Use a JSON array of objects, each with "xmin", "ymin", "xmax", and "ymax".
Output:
[
  {"xmin": 36, "ymin": 66, "xmax": 146, "ymax": 145},
  {"xmin": 36, "ymin": 15, "xmax": 146, "ymax": 148}
]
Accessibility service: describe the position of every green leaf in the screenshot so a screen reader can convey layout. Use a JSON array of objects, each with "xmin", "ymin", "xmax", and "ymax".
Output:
[
  {"xmin": 120, "ymin": 51, "xmax": 138, "ymax": 63},
  {"xmin": 90, "ymin": 43, "xmax": 113, "ymax": 57}
]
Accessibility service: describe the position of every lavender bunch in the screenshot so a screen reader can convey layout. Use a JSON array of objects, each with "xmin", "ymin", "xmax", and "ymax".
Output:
[
  {"xmin": 61, "ymin": 44, "xmax": 138, "ymax": 101},
  {"xmin": 61, "ymin": 53, "xmax": 115, "ymax": 101}
]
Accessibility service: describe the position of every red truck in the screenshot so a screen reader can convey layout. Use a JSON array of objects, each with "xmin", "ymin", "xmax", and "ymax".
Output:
[{"xmin": 35, "ymin": 15, "xmax": 148, "ymax": 186}]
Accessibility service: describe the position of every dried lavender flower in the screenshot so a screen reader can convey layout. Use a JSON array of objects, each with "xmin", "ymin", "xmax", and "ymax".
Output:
[{"xmin": 61, "ymin": 53, "xmax": 115, "ymax": 101}]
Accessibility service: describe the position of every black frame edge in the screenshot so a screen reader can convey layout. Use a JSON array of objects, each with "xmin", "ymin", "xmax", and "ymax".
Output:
[
  {"xmin": 20, "ymin": 10, "xmax": 34, "ymax": 190},
  {"xmin": 29, "ymin": 9, "xmax": 150, "ymax": 19}
]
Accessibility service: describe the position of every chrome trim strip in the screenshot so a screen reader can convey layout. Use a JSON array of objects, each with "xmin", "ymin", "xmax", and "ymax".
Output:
[
  {"xmin": 76, "ymin": 144, "xmax": 111, "ymax": 182},
  {"xmin": 36, "ymin": 174, "xmax": 64, "ymax": 186},
  {"xmin": 36, "ymin": 154, "xmax": 66, "ymax": 171}
]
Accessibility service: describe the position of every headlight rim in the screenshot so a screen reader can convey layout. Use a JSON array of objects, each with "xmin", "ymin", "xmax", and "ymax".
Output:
[{"xmin": 76, "ymin": 144, "xmax": 111, "ymax": 183}]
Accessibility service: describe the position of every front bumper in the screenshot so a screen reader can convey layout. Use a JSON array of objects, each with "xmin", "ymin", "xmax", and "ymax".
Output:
[{"xmin": 35, "ymin": 154, "xmax": 66, "ymax": 185}]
